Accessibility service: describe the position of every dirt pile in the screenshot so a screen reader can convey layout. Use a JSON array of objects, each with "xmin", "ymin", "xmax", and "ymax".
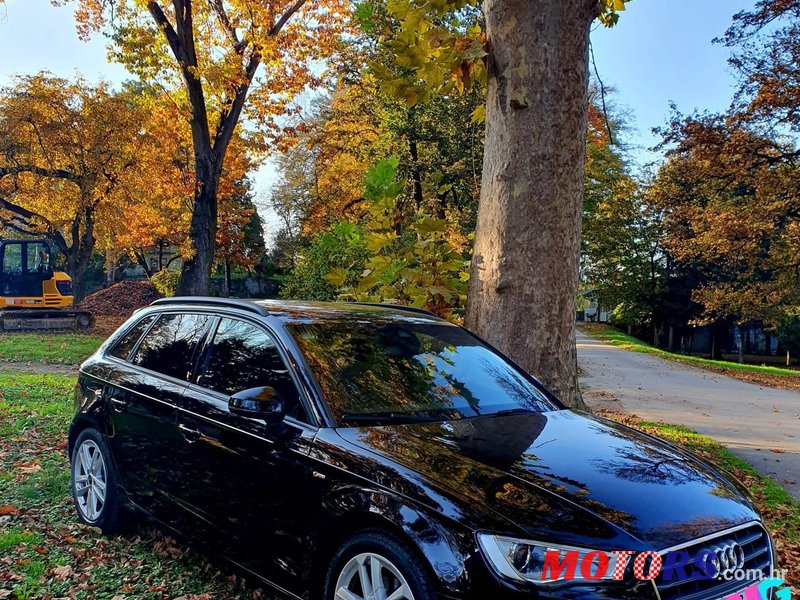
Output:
[{"xmin": 79, "ymin": 281, "xmax": 162, "ymax": 318}]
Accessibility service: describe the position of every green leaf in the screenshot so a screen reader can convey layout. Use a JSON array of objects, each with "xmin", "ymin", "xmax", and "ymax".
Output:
[
  {"xmin": 323, "ymin": 268, "xmax": 348, "ymax": 287},
  {"xmin": 471, "ymin": 105, "xmax": 486, "ymax": 124},
  {"xmin": 365, "ymin": 232, "xmax": 398, "ymax": 252},
  {"xmin": 429, "ymin": 285, "xmax": 457, "ymax": 302},
  {"xmin": 413, "ymin": 217, "xmax": 448, "ymax": 234},
  {"xmin": 364, "ymin": 158, "xmax": 403, "ymax": 202}
]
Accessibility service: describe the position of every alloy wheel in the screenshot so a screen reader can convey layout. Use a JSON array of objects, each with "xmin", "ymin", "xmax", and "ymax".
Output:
[
  {"xmin": 73, "ymin": 439, "xmax": 107, "ymax": 522},
  {"xmin": 334, "ymin": 552, "xmax": 415, "ymax": 600}
]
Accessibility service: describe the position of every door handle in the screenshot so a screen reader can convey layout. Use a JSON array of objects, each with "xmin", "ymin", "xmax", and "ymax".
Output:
[
  {"xmin": 109, "ymin": 397, "xmax": 127, "ymax": 412},
  {"xmin": 178, "ymin": 423, "xmax": 202, "ymax": 442}
]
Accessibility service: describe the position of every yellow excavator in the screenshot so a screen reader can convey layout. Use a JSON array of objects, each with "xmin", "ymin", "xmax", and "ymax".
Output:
[{"xmin": 0, "ymin": 239, "xmax": 93, "ymax": 330}]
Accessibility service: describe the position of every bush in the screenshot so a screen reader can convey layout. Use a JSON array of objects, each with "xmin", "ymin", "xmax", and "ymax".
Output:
[
  {"xmin": 150, "ymin": 269, "xmax": 181, "ymax": 297},
  {"xmin": 280, "ymin": 222, "xmax": 368, "ymax": 301}
]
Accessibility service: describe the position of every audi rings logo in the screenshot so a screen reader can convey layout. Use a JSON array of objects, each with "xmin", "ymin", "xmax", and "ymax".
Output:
[{"xmin": 700, "ymin": 542, "xmax": 746, "ymax": 577}]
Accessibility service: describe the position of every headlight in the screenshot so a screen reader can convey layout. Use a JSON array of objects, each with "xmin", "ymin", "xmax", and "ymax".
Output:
[{"xmin": 477, "ymin": 533, "xmax": 625, "ymax": 585}]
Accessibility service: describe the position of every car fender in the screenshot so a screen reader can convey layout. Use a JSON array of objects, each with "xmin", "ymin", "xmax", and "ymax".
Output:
[{"xmin": 318, "ymin": 483, "xmax": 475, "ymax": 595}]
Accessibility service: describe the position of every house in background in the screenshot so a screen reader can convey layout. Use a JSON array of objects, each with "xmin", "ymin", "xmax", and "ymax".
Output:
[{"xmin": 578, "ymin": 290, "xmax": 609, "ymax": 323}]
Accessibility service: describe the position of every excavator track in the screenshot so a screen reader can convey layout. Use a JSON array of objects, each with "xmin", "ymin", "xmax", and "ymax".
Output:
[{"xmin": 0, "ymin": 309, "xmax": 94, "ymax": 331}]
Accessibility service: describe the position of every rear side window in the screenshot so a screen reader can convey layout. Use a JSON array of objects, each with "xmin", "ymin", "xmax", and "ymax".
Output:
[
  {"xmin": 198, "ymin": 318, "xmax": 305, "ymax": 420},
  {"xmin": 131, "ymin": 313, "xmax": 210, "ymax": 380},
  {"xmin": 109, "ymin": 315, "xmax": 156, "ymax": 360}
]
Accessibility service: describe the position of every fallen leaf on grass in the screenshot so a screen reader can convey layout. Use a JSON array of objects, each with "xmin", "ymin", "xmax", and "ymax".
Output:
[
  {"xmin": 0, "ymin": 505, "xmax": 20, "ymax": 516},
  {"xmin": 770, "ymin": 448, "xmax": 786, "ymax": 454},
  {"xmin": 15, "ymin": 460, "xmax": 42, "ymax": 474},
  {"xmin": 52, "ymin": 564, "xmax": 74, "ymax": 581}
]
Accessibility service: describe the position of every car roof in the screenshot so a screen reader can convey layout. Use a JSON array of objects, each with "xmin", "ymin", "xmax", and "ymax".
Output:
[{"xmin": 149, "ymin": 297, "xmax": 444, "ymax": 324}]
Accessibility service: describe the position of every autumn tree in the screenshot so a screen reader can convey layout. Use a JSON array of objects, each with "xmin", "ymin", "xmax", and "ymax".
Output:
[
  {"xmin": 632, "ymin": 1, "xmax": 800, "ymax": 357},
  {"xmin": 216, "ymin": 178, "xmax": 267, "ymax": 295},
  {"xmin": 67, "ymin": 0, "xmax": 350, "ymax": 295},
  {"xmin": 580, "ymin": 98, "xmax": 665, "ymax": 333},
  {"xmin": 108, "ymin": 91, "xmax": 195, "ymax": 276},
  {"xmin": 0, "ymin": 74, "xmax": 152, "ymax": 301},
  {"xmin": 652, "ymin": 114, "xmax": 800, "ymax": 337},
  {"xmin": 720, "ymin": 0, "xmax": 800, "ymax": 134}
]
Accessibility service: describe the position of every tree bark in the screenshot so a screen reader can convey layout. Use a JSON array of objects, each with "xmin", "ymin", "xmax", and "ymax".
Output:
[
  {"xmin": 178, "ymin": 156, "xmax": 221, "ymax": 295},
  {"xmin": 224, "ymin": 257, "xmax": 232, "ymax": 297},
  {"xmin": 47, "ymin": 204, "xmax": 96, "ymax": 304},
  {"xmin": 465, "ymin": 0, "xmax": 597, "ymax": 409}
]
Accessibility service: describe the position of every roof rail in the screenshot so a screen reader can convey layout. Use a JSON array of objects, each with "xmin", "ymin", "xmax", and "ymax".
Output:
[
  {"xmin": 352, "ymin": 302, "xmax": 438, "ymax": 318},
  {"xmin": 150, "ymin": 296, "xmax": 270, "ymax": 317}
]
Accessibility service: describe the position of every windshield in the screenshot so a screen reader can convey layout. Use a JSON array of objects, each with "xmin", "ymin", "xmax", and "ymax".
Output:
[{"xmin": 287, "ymin": 319, "xmax": 556, "ymax": 424}]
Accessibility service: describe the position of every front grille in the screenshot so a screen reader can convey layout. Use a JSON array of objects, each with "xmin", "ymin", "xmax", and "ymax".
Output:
[{"xmin": 655, "ymin": 522, "xmax": 772, "ymax": 600}]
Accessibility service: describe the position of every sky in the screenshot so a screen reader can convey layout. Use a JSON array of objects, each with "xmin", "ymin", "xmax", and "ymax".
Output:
[{"xmin": 0, "ymin": 0, "xmax": 756, "ymax": 234}]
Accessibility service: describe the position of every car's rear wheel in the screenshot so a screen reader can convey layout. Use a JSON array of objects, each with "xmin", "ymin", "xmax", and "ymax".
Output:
[
  {"xmin": 325, "ymin": 530, "xmax": 435, "ymax": 600},
  {"xmin": 70, "ymin": 428, "xmax": 128, "ymax": 534}
]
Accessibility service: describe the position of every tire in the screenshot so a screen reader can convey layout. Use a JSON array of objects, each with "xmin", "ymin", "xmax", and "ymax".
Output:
[
  {"xmin": 324, "ymin": 530, "xmax": 436, "ymax": 600},
  {"xmin": 70, "ymin": 427, "xmax": 128, "ymax": 534}
]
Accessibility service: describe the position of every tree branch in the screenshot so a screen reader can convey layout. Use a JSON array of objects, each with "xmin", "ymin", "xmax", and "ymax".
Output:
[
  {"xmin": 213, "ymin": 52, "xmax": 260, "ymax": 160},
  {"xmin": 149, "ymin": 0, "xmax": 212, "ymax": 153},
  {"xmin": 269, "ymin": 0, "xmax": 307, "ymax": 36},
  {"xmin": 147, "ymin": 1, "xmax": 183, "ymax": 60},
  {"xmin": 589, "ymin": 39, "xmax": 615, "ymax": 146},
  {"xmin": 0, "ymin": 195, "xmax": 68, "ymax": 253},
  {"xmin": 210, "ymin": 0, "xmax": 244, "ymax": 52},
  {"xmin": 0, "ymin": 165, "xmax": 80, "ymax": 185}
]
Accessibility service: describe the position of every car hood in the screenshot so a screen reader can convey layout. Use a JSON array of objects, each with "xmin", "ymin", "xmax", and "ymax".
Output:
[{"xmin": 335, "ymin": 410, "xmax": 759, "ymax": 550}]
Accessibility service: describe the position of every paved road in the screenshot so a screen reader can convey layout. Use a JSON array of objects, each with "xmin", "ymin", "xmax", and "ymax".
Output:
[{"xmin": 576, "ymin": 329, "xmax": 800, "ymax": 500}]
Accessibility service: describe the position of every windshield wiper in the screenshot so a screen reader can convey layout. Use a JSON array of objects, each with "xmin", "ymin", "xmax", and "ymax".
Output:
[{"xmin": 340, "ymin": 411, "xmax": 438, "ymax": 425}]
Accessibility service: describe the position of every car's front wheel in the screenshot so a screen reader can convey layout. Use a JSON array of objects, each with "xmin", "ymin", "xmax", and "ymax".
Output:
[
  {"xmin": 325, "ymin": 530, "xmax": 435, "ymax": 600},
  {"xmin": 70, "ymin": 428, "xmax": 128, "ymax": 534}
]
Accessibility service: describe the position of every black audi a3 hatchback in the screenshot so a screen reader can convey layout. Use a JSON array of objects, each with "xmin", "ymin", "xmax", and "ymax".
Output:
[{"xmin": 69, "ymin": 298, "xmax": 775, "ymax": 600}]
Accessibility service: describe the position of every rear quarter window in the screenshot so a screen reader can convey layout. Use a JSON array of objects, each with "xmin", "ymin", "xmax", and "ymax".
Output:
[
  {"xmin": 131, "ymin": 313, "xmax": 210, "ymax": 381},
  {"xmin": 108, "ymin": 315, "xmax": 156, "ymax": 360}
]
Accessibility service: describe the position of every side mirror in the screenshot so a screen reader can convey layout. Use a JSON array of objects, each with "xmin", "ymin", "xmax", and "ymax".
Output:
[{"xmin": 229, "ymin": 386, "xmax": 285, "ymax": 424}]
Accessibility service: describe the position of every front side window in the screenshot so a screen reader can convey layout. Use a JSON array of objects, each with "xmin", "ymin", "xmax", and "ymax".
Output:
[
  {"xmin": 198, "ymin": 318, "xmax": 305, "ymax": 421},
  {"xmin": 131, "ymin": 313, "xmax": 210, "ymax": 380},
  {"xmin": 287, "ymin": 319, "xmax": 556, "ymax": 423},
  {"xmin": 2, "ymin": 244, "xmax": 21, "ymax": 275},
  {"xmin": 109, "ymin": 315, "xmax": 156, "ymax": 360}
]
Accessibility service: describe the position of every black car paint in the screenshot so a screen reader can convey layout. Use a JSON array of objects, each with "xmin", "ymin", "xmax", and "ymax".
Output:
[{"xmin": 69, "ymin": 300, "xmax": 765, "ymax": 600}]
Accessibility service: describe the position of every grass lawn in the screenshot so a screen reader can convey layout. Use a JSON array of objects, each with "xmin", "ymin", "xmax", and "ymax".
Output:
[
  {"xmin": 0, "ymin": 372, "xmax": 270, "ymax": 599},
  {"xmin": 581, "ymin": 323, "xmax": 800, "ymax": 391},
  {"xmin": 0, "ymin": 334, "xmax": 104, "ymax": 366}
]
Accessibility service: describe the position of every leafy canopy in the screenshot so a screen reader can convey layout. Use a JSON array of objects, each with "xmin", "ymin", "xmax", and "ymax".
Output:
[
  {"xmin": 357, "ymin": 0, "xmax": 632, "ymax": 109},
  {"xmin": 63, "ymin": 0, "xmax": 352, "ymax": 150}
]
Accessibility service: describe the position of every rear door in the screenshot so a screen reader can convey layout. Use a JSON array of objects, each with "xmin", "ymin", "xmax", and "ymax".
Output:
[
  {"xmin": 105, "ymin": 311, "xmax": 212, "ymax": 515},
  {"xmin": 175, "ymin": 316, "xmax": 318, "ymax": 591}
]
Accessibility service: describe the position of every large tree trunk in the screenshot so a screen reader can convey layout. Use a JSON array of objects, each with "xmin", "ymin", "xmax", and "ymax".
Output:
[
  {"xmin": 178, "ymin": 157, "xmax": 220, "ymax": 296},
  {"xmin": 465, "ymin": 0, "xmax": 597, "ymax": 409},
  {"xmin": 59, "ymin": 206, "xmax": 96, "ymax": 303},
  {"xmin": 224, "ymin": 257, "xmax": 232, "ymax": 297}
]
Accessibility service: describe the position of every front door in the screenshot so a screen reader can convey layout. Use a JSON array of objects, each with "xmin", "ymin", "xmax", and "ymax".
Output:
[
  {"xmin": 175, "ymin": 317, "xmax": 317, "ymax": 593},
  {"xmin": 105, "ymin": 312, "xmax": 212, "ymax": 516}
]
